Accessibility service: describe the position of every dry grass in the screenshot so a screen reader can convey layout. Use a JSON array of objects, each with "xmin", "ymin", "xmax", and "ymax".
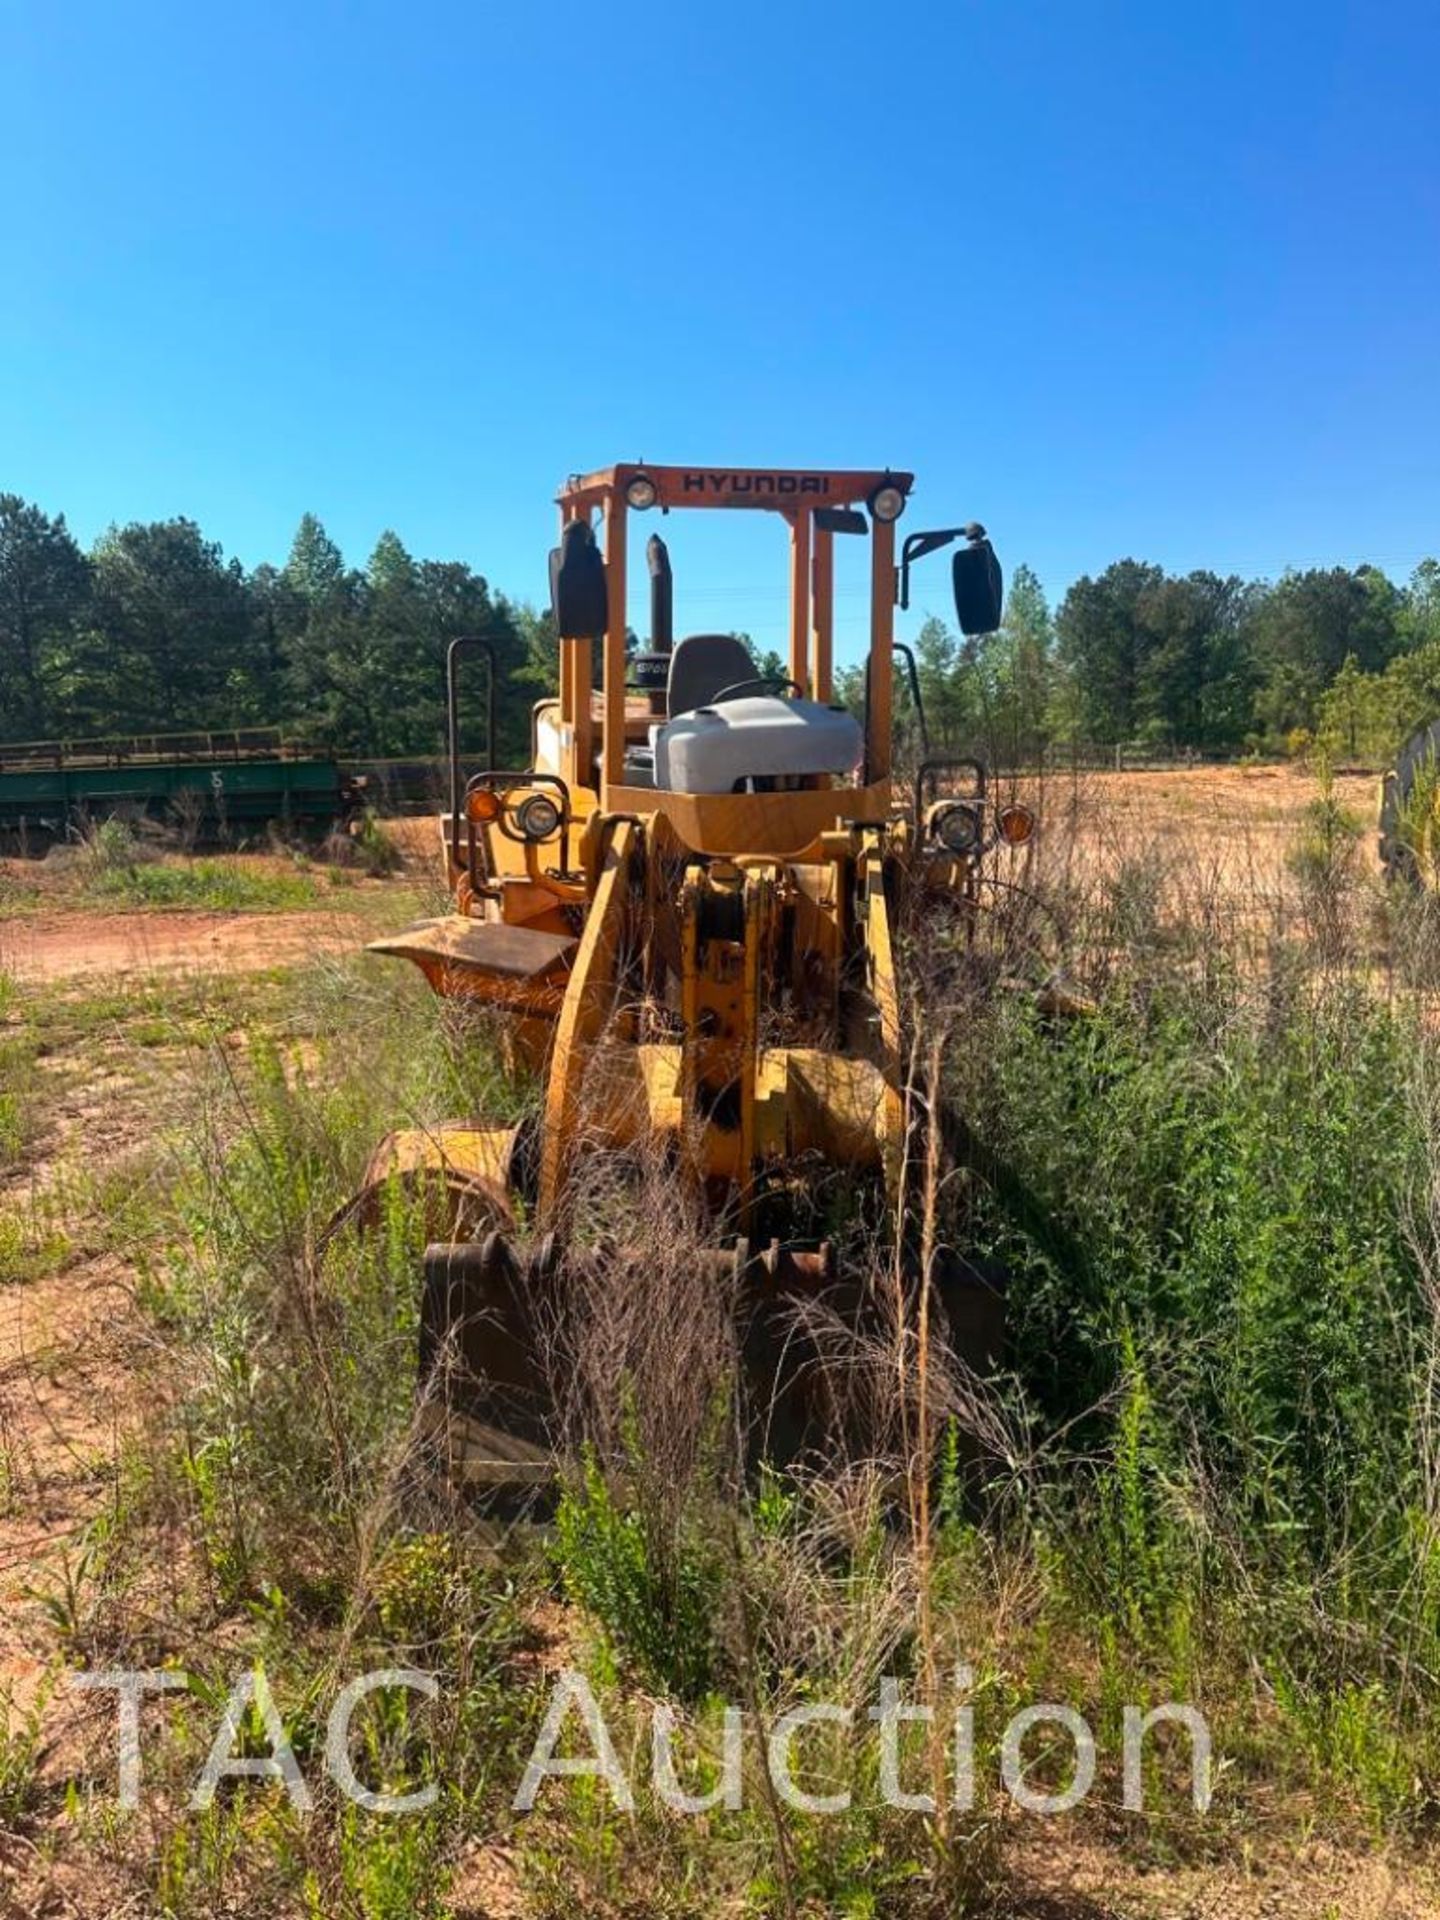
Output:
[{"xmin": 2, "ymin": 783, "xmax": 1440, "ymax": 1914}]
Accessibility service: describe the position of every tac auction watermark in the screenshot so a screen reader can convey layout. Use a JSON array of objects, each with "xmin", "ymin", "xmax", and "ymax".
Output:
[{"xmin": 72, "ymin": 1665, "xmax": 1213, "ymax": 1818}]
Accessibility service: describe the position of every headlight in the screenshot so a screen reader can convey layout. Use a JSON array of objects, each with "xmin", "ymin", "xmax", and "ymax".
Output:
[
  {"xmin": 868, "ymin": 481, "xmax": 907, "ymax": 524},
  {"xmin": 515, "ymin": 792, "xmax": 563, "ymax": 842},
  {"xmin": 625, "ymin": 473, "xmax": 658, "ymax": 511},
  {"xmin": 932, "ymin": 802, "xmax": 983, "ymax": 856}
]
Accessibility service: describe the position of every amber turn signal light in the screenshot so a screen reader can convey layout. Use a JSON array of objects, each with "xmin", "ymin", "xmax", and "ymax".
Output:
[{"xmin": 997, "ymin": 804, "xmax": 1036, "ymax": 846}]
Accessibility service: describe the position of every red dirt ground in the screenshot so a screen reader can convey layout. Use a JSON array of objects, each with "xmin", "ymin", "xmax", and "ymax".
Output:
[{"xmin": 1, "ymin": 908, "xmax": 367, "ymax": 984}]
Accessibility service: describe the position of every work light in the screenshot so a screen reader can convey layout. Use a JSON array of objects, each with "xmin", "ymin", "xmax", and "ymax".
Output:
[
  {"xmin": 516, "ymin": 792, "xmax": 563, "ymax": 842},
  {"xmin": 625, "ymin": 473, "xmax": 659, "ymax": 511},
  {"xmin": 933, "ymin": 802, "xmax": 983, "ymax": 856},
  {"xmin": 868, "ymin": 481, "xmax": 907, "ymax": 524}
]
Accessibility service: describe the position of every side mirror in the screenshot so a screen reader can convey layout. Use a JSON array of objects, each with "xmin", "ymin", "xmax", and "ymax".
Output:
[
  {"xmin": 953, "ymin": 532, "xmax": 1003, "ymax": 636},
  {"xmin": 549, "ymin": 519, "xmax": 608, "ymax": 639}
]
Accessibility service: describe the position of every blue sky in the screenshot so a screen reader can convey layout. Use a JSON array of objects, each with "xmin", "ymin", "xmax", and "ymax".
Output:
[{"xmin": 3, "ymin": 0, "xmax": 1438, "ymax": 666}]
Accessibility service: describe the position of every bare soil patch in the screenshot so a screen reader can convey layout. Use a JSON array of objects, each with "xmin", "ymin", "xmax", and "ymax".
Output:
[
  {"xmin": 1, "ymin": 908, "xmax": 368, "ymax": 985},
  {"xmin": 0, "ymin": 1256, "xmax": 134, "ymax": 1680},
  {"xmin": 1008, "ymin": 1832, "xmax": 1440, "ymax": 1918}
]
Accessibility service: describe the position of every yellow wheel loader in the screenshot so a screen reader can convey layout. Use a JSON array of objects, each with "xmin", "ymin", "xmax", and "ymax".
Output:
[{"xmin": 367, "ymin": 463, "xmax": 1034, "ymax": 1487}]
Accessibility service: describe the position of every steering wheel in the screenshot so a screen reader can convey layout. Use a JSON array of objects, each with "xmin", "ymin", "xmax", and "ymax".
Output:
[{"xmin": 709, "ymin": 675, "xmax": 803, "ymax": 704}]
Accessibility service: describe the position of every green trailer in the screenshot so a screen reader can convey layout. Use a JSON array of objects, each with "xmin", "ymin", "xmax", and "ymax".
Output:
[{"xmin": 0, "ymin": 730, "xmax": 361, "ymax": 840}]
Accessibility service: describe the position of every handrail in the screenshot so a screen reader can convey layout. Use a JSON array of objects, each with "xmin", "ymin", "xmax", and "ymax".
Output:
[
  {"xmin": 447, "ymin": 636, "xmax": 498, "ymax": 867},
  {"xmin": 891, "ymin": 642, "xmax": 930, "ymax": 755},
  {"xmin": 0, "ymin": 728, "xmax": 317, "ymax": 774}
]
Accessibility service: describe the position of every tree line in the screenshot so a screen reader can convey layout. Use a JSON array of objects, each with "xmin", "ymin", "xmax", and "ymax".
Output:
[
  {"xmin": 839, "ymin": 555, "xmax": 1440, "ymax": 765},
  {"xmin": 0, "ymin": 495, "xmax": 549, "ymax": 765},
  {"xmin": 3, "ymin": 491, "xmax": 1438, "ymax": 764}
]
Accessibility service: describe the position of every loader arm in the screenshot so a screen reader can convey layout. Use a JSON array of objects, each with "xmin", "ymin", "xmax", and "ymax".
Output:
[{"xmin": 538, "ymin": 818, "xmax": 639, "ymax": 1222}]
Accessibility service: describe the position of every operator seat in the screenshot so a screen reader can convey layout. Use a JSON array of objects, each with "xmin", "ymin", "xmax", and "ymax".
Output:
[
  {"xmin": 621, "ymin": 634, "xmax": 758, "ymax": 788},
  {"xmin": 665, "ymin": 633, "xmax": 756, "ymax": 716},
  {"xmin": 647, "ymin": 632, "xmax": 863, "ymax": 795}
]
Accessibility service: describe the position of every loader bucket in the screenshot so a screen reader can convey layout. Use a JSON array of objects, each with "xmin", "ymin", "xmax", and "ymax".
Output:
[
  {"xmin": 417, "ymin": 1230, "xmax": 1008, "ymax": 1488},
  {"xmin": 418, "ymin": 1235, "xmax": 559, "ymax": 1493}
]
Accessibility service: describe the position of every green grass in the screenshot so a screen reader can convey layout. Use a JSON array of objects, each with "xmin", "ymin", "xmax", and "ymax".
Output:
[
  {"xmin": 0, "ymin": 871, "xmax": 45, "ymax": 915},
  {"xmin": 60, "ymin": 812, "xmax": 419, "ymax": 913},
  {"xmin": 934, "ymin": 867, "xmax": 1440, "ymax": 1838},
  {"xmin": 0, "ymin": 985, "xmax": 40, "ymax": 1171},
  {"xmin": 0, "ymin": 1089, "xmax": 27, "ymax": 1167},
  {"xmin": 0, "ymin": 1679, "xmax": 52, "ymax": 1825},
  {"xmin": 28, "ymin": 969, "xmax": 299, "ymax": 1041},
  {"xmin": 85, "ymin": 858, "xmax": 327, "ymax": 912},
  {"xmin": 0, "ymin": 1205, "xmax": 72, "ymax": 1284},
  {"xmin": 554, "ymin": 1447, "xmax": 726, "ymax": 1700}
]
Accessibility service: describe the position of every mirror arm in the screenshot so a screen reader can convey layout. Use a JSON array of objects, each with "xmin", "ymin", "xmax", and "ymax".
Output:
[{"xmin": 898, "ymin": 527, "xmax": 971, "ymax": 609}]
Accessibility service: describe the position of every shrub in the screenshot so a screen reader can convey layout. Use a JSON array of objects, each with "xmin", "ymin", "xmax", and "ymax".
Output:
[
  {"xmin": 554, "ymin": 1447, "xmax": 724, "ymax": 1700},
  {"xmin": 1287, "ymin": 790, "xmax": 1364, "ymax": 890}
]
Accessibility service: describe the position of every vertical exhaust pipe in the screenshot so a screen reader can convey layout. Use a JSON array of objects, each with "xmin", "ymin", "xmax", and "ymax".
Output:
[
  {"xmin": 628, "ymin": 534, "xmax": 673, "ymax": 704},
  {"xmin": 647, "ymin": 534, "xmax": 673, "ymax": 655}
]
